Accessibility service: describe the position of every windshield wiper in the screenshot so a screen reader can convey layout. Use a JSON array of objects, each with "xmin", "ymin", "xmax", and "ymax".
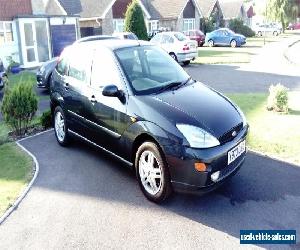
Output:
[
  {"xmin": 156, "ymin": 81, "xmax": 182, "ymax": 94},
  {"xmin": 174, "ymin": 77, "xmax": 193, "ymax": 90}
]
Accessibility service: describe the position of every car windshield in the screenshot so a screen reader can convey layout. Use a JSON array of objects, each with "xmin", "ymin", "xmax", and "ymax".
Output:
[
  {"xmin": 115, "ymin": 45, "xmax": 190, "ymax": 95},
  {"xmin": 174, "ymin": 33, "xmax": 187, "ymax": 41}
]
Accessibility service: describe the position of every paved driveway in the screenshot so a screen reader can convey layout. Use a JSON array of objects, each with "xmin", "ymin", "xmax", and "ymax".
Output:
[{"xmin": 0, "ymin": 131, "xmax": 299, "ymax": 249}]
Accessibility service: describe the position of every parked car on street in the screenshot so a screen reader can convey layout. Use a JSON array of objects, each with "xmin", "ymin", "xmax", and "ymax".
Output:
[
  {"xmin": 147, "ymin": 30, "xmax": 161, "ymax": 40},
  {"xmin": 0, "ymin": 58, "xmax": 6, "ymax": 91},
  {"xmin": 150, "ymin": 32, "xmax": 198, "ymax": 65},
  {"xmin": 253, "ymin": 24, "xmax": 280, "ymax": 36},
  {"xmin": 287, "ymin": 22, "xmax": 300, "ymax": 30},
  {"xmin": 113, "ymin": 32, "xmax": 138, "ymax": 40},
  {"xmin": 50, "ymin": 39, "xmax": 248, "ymax": 203},
  {"xmin": 205, "ymin": 28, "xmax": 246, "ymax": 48},
  {"xmin": 37, "ymin": 35, "xmax": 117, "ymax": 90},
  {"xmin": 184, "ymin": 29, "xmax": 205, "ymax": 47}
]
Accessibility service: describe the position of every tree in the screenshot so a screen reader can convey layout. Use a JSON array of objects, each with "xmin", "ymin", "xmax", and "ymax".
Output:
[
  {"xmin": 266, "ymin": 0, "xmax": 298, "ymax": 32},
  {"xmin": 124, "ymin": 0, "xmax": 148, "ymax": 40}
]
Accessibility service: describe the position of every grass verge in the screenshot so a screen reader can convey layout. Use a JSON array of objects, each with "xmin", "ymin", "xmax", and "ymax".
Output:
[
  {"xmin": 227, "ymin": 92, "xmax": 300, "ymax": 165},
  {"xmin": 0, "ymin": 143, "xmax": 33, "ymax": 216}
]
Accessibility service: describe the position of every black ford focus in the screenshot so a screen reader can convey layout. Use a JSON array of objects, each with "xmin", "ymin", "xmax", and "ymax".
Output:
[{"xmin": 50, "ymin": 40, "xmax": 248, "ymax": 203}]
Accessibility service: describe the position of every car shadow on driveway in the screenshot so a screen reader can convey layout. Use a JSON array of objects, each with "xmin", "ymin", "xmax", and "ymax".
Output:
[{"xmin": 19, "ymin": 131, "xmax": 300, "ymax": 246}]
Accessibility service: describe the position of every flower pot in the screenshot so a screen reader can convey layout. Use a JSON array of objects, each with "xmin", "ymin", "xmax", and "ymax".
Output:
[{"xmin": 11, "ymin": 65, "xmax": 21, "ymax": 74}]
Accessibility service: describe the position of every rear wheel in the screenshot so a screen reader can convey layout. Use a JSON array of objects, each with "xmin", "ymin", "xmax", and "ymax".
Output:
[
  {"xmin": 273, "ymin": 31, "xmax": 278, "ymax": 36},
  {"xmin": 183, "ymin": 60, "xmax": 190, "ymax": 66},
  {"xmin": 135, "ymin": 142, "xmax": 172, "ymax": 203},
  {"xmin": 169, "ymin": 53, "xmax": 178, "ymax": 62},
  {"xmin": 208, "ymin": 40, "xmax": 214, "ymax": 47},
  {"xmin": 258, "ymin": 31, "xmax": 262, "ymax": 36},
  {"xmin": 230, "ymin": 39, "xmax": 237, "ymax": 48},
  {"xmin": 54, "ymin": 106, "xmax": 70, "ymax": 146}
]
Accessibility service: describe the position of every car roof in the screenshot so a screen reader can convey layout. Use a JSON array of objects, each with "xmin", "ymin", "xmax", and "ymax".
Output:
[
  {"xmin": 75, "ymin": 35, "xmax": 119, "ymax": 43},
  {"xmin": 71, "ymin": 39, "xmax": 151, "ymax": 52}
]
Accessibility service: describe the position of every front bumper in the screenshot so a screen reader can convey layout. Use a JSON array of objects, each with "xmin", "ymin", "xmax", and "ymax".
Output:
[
  {"xmin": 166, "ymin": 125, "xmax": 249, "ymax": 193},
  {"xmin": 176, "ymin": 52, "xmax": 198, "ymax": 62}
]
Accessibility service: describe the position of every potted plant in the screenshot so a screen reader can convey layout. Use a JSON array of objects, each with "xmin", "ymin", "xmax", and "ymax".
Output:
[{"xmin": 6, "ymin": 56, "xmax": 21, "ymax": 74}]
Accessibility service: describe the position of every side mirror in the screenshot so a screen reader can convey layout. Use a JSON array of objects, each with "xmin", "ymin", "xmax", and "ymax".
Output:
[{"xmin": 102, "ymin": 84, "xmax": 122, "ymax": 98}]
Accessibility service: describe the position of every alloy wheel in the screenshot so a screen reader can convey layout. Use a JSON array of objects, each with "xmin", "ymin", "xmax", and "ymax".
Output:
[
  {"xmin": 138, "ymin": 150, "xmax": 162, "ymax": 195},
  {"xmin": 55, "ymin": 111, "xmax": 65, "ymax": 142}
]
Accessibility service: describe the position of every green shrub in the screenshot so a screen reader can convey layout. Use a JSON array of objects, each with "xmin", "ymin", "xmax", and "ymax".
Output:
[
  {"xmin": 201, "ymin": 18, "xmax": 215, "ymax": 34},
  {"xmin": 1, "ymin": 83, "xmax": 38, "ymax": 135},
  {"xmin": 40, "ymin": 110, "xmax": 52, "ymax": 129},
  {"xmin": 124, "ymin": 0, "xmax": 148, "ymax": 40},
  {"xmin": 229, "ymin": 18, "xmax": 255, "ymax": 37},
  {"xmin": 267, "ymin": 84, "xmax": 289, "ymax": 113}
]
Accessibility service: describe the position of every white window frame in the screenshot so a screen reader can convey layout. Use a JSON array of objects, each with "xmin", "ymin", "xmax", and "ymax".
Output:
[
  {"xmin": 113, "ymin": 19, "xmax": 125, "ymax": 32},
  {"xmin": 149, "ymin": 20, "xmax": 159, "ymax": 32},
  {"xmin": 183, "ymin": 18, "xmax": 195, "ymax": 31},
  {"xmin": 0, "ymin": 21, "xmax": 14, "ymax": 45}
]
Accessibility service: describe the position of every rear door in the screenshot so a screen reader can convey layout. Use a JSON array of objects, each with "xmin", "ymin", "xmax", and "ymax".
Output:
[
  {"xmin": 63, "ymin": 47, "xmax": 93, "ymax": 137},
  {"xmin": 84, "ymin": 48, "xmax": 131, "ymax": 153}
]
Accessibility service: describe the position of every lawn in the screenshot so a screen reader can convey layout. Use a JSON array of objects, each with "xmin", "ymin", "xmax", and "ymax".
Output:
[
  {"xmin": 194, "ymin": 32, "xmax": 295, "ymax": 65},
  {"xmin": 227, "ymin": 92, "xmax": 300, "ymax": 165},
  {"xmin": 0, "ymin": 143, "xmax": 33, "ymax": 216},
  {"xmin": 7, "ymin": 71, "xmax": 35, "ymax": 88}
]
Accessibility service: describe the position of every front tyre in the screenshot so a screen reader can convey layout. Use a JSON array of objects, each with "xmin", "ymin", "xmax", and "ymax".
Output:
[
  {"xmin": 230, "ymin": 39, "xmax": 237, "ymax": 48},
  {"xmin": 208, "ymin": 39, "xmax": 214, "ymax": 47},
  {"xmin": 54, "ymin": 106, "xmax": 70, "ymax": 146},
  {"xmin": 135, "ymin": 142, "xmax": 172, "ymax": 203}
]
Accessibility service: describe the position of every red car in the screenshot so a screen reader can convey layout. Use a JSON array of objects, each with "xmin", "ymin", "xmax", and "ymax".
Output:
[
  {"xmin": 288, "ymin": 23, "xmax": 300, "ymax": 30},
  {"xmin": 184, "ymin": 30, "xmax": 205, "ymax": 47}
]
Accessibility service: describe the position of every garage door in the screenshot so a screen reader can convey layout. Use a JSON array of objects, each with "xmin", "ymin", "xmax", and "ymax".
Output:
[{"xmin": 51, "ymin": 25, "xmax": 77, "ymax": 57}]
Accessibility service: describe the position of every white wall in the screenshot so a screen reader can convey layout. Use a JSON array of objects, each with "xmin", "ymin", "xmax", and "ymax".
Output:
[{"xmin": 0, "ymin": 21, "xmax": 20, "ymax": 68}]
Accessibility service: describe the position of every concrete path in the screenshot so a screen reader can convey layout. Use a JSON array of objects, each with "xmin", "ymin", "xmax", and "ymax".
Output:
[{"xmin": 0, "ymin": 131, "xmax": 299, "ymax": 249}]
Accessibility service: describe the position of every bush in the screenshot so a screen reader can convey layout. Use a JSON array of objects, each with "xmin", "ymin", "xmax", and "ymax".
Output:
[
  {"xmin": 229, "ymin": 18, "xmax": 255, "ymax": 37},
  {"xmin": 1, "ymin": 83, "xmax": 38, "ymax": 135},
  {"xmin": 40, "ymin": 110, "xmax": 52, "ymax": 129},
  {"xmin": 201, "ymin": 18, "xmax": 215, "ymax": 34},
  {"xmin": 124, "ymin": 0, "xmax": 148, "ymax": 40},
  {"xmin": 267, "ymin": 84, "xmax": 289, "ymax": 113}
]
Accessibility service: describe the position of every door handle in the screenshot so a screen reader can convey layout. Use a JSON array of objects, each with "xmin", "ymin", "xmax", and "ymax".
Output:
[{"xmin": 90, "ymin": 95, "xmax": 97, "ymax": 103}]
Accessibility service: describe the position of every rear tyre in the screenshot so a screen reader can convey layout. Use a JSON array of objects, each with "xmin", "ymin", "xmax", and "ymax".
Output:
[
  {"xmin": 208, "ymin": 40, "xmax": 214, "ymax": 47},
  {"xmin": 257, "ymin": 31, "xmax": 262, "ymax": 36},
  {"xmin": 169, "ymin": 53, "xmax": 178, "ymax": 62},
  {"xmin": 54, "ymin": 106, "xmax": 70, "ymax": 146},
  {"xmin": 273, "ymin": 31, "xmax": 278, "ymax": 36},
  {"xmin": 135, "ymin": 142, "xmax": 172, "ymax": 203},
  {"xmin": 183, "ymin": 60, "xmax": 190, "ymax": 66},
  {"xmin": 230, "ymin": 39, "xmax": 237, "ymax": 48}
]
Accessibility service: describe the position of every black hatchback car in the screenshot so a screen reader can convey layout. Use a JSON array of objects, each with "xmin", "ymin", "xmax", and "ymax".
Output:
[{"xmin": 50, "ymin": 40, "xmax": 248, "ymax": 203}]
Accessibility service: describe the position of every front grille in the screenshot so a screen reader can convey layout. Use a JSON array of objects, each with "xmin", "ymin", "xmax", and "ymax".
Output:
[{"xmin": 219, "ymin": 123, "xmax": 243, "ymax": 144}]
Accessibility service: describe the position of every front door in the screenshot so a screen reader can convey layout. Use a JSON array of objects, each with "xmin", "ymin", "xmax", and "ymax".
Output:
[{"xmin": 20, "ymin": 19, "xmax": 50, "ymax": 67}]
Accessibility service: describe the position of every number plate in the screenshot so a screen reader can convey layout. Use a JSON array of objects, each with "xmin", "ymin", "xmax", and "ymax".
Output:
[{"xmin": 227, "ymin": 140, "xmax": 246, "ymax": 165}]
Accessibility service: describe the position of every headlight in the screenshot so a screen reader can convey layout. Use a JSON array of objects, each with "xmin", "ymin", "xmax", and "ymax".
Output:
[
  {"xmin": 176, "ymin": 124, "xmax": 220, "ymax": 148},
  {"xmin": 39, "ymin": 66, "xmax": 45, "ymax": 74}
]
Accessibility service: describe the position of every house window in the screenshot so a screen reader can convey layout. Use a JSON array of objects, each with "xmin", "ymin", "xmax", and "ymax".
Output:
[
  {"xmin": 183, "ymin": 19, "xmax": 195, "ymax": 31},
  {"xmin": 0, "ymin": 21, "xmax": 14, "ymax": 45},
  {"xmin": 149, "ymin": 20, "xmax": 159, "ymax": 31},
  {"xmin": 113, "ymin": 19, "xmax": 125, "ymax": 32}
]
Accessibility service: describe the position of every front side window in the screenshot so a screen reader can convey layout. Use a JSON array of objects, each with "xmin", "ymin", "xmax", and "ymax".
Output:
[
  {"xmin": 91, "ymin": 48, "xmax": 122, "ymax": 89},
  {"xmin": 115, "ymin": 46, "xmax": 189, "ymax": 95},
  {"xmin": 0, "ymin": 21, "xmax": 14, "ymax": 45}
]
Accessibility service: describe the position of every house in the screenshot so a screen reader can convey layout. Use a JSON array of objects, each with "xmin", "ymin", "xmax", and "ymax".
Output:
[
  {"xmin": 219, "ymin": 0, "xmax": 247, "ymax": 27},
  {"xmin": 78, "ymin": 0, "xmax": 202, "ymax": 36},
  {"xmin": 0, "ymin": 0, "xmax": 80, "ymax": 68},
  {"xmin": 197, "ymin": 0, "xmax": 223, "ymax": 29}
]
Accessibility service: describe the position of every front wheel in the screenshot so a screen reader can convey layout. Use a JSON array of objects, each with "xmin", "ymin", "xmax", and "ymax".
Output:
[
  {"xmin": 208, "ymin": 40, "xmax": 214, "ymax": 47},
  {"xmin": 183, "ymin": 60, "xmax": 190, "ymax": 66},
  {"xmin": 230, "ymin": 39, "xmax": 237, "ymax": 48},
  {"xmin": 169, "ymin": 53, "xmax": 178, "ymax": 62},
  {"xmin": 273, "ymin": 31, "xmax": 278, "ymax": 36},
  {"xmin": 135, "ymin": 142, "xmax": 172, "ymax": 203},
  {"xmin": 54, "ymin": 106, "xmax": 70, "ymax": 146}
]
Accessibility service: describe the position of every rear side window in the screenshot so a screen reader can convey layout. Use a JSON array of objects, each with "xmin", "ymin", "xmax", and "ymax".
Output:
[
  {"xmin": 68, "ymin": 47, "xmax": 92, "ymax": 83},
  {"xmin": 174, "ymin": 33, "xmax": 187, "ymax": 41}
]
